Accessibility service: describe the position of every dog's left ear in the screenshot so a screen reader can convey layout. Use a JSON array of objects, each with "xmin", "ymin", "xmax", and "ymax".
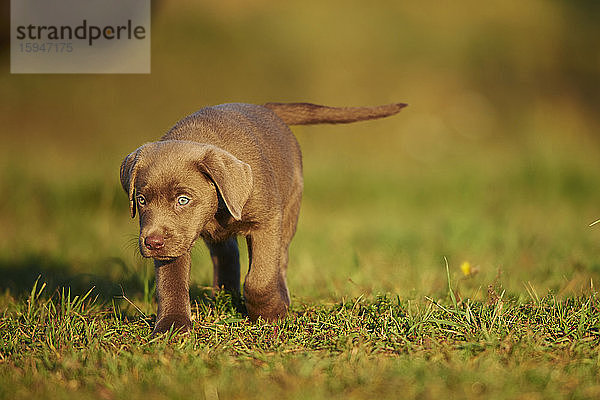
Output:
[
  {"xmin": 194, "ymin": 144, "xmax": 253, "ymax": 221},
  {"xmin": 120, "ymin": 145, "xmax": 145, "ymax": 218}
]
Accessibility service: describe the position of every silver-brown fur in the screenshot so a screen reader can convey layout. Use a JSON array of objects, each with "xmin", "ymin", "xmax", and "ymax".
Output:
[{"xmin": 120, "ymin": 102, "xmax": 406, "ymax": 335}]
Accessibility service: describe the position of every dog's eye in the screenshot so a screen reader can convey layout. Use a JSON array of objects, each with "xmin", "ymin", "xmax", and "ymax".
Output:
[
  {"xmin": 137, "ymin": 195, "xmax": 146, "ymax": 206},
  {"xmin": 177, "ymin": 196, "xmax": 190, "ymax": 206}
]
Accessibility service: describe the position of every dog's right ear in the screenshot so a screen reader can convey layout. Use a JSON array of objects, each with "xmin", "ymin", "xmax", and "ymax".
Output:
[{"xmin": 120, "ymin": 146, "xmax": 144, "ymax": 218}]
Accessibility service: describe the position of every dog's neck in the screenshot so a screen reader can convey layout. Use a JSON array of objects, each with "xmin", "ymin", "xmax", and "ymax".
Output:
[{"xmin": 201, "ymin": 204, "xmax": 258, "ymax": 243}]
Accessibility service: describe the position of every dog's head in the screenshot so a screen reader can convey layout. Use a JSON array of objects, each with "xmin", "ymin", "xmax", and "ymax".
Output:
[{"xmin": 120, "ymin": 140, "xmax": 253, "ymax": 260}]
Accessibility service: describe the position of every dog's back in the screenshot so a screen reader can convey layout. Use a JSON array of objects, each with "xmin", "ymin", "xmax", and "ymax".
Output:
[
  {"xmin": 160, "ymin": 101, "xmax": 406, "ymax": 218},
  {"xmin": 162, "ymin": 103, "xmax": 303, "ymax": 219}
]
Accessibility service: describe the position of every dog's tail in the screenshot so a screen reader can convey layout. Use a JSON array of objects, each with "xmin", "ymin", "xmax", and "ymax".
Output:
[{"xmin": 263, "ymin": 102, "xmax": 407, "ymax": 125}]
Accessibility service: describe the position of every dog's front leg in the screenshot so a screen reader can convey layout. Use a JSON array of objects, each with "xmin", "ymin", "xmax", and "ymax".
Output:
[
  {"xmin": 153, "ymin": 253, "xmax": 192, "ymax": 335},
  {"xmin": 243, "ymin": 225, "xmax": 290, "ymax": 322}
]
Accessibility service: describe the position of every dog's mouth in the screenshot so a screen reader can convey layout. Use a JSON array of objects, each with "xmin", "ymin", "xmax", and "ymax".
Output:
[
  {"xmin": 138, "ymin": 237, "xmax": 193, "ymax": 261},
  {"xmin": 140, "ymin": 247, "xmax": 183, "ymax": 261},
  {"xmin": 153, "ymin": 256, "xmax": 178, "ymax": 262}
]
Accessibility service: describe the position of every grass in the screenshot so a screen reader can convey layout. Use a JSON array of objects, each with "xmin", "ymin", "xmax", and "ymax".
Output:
[{"xmin": 1, "ymin": 276, "xmax": 599, "ymax": 399}]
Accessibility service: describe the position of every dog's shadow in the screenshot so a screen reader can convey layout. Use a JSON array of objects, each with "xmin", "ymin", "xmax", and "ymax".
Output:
[
  {"xmin": 0, "ymin": 253, "xmax": 125, "ymax": 298},
  {"xmin": 0, "ymin": 252, "xmax": 247, "ymax": 318}
]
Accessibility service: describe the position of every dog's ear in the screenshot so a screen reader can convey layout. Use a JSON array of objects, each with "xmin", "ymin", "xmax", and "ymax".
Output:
[
  {"xmin": 195, "ymin": 145, "xmax": 253, "ymax": 221},
  {"xmin": 120, "ymin": 146, "xmax": 144, "ymax": 218}
]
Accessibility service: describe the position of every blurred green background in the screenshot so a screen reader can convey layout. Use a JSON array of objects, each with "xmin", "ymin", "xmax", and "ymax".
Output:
[{"xmin": 1, "ymin": 0, "xmax": 600, "ymax": 305}]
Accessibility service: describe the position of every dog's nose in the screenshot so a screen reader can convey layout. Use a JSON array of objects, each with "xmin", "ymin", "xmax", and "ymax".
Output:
[{"xmin": 144, "ymin": 235, "xmax": 165, "ymax": 250}]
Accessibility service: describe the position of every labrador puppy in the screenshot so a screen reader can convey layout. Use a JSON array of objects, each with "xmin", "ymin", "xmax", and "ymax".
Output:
[{"xmin": 120, "ymin": 102, "xmax": 406, "ymax": 334}]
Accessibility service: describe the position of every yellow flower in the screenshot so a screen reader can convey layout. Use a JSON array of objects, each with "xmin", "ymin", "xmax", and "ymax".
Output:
[{"xmin": 460, "ymin": 261, "xmax": 472, "ymax": 276}]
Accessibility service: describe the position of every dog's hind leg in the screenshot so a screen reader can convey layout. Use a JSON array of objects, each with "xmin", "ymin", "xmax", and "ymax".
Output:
[{"xmin": 205, "ymin": 237, "xmax": 241, "ymax": 294}]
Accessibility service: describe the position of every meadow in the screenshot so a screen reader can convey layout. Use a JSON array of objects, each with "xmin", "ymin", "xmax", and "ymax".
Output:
[{"xmin": 1, "ymin": 1, "xmax": 600, "ymax": 399}]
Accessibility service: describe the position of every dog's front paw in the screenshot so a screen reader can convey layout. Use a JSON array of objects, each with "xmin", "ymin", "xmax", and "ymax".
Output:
[{"xmin": 152, "ymin": 314, "xmax": 192, "ymax": 336}]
